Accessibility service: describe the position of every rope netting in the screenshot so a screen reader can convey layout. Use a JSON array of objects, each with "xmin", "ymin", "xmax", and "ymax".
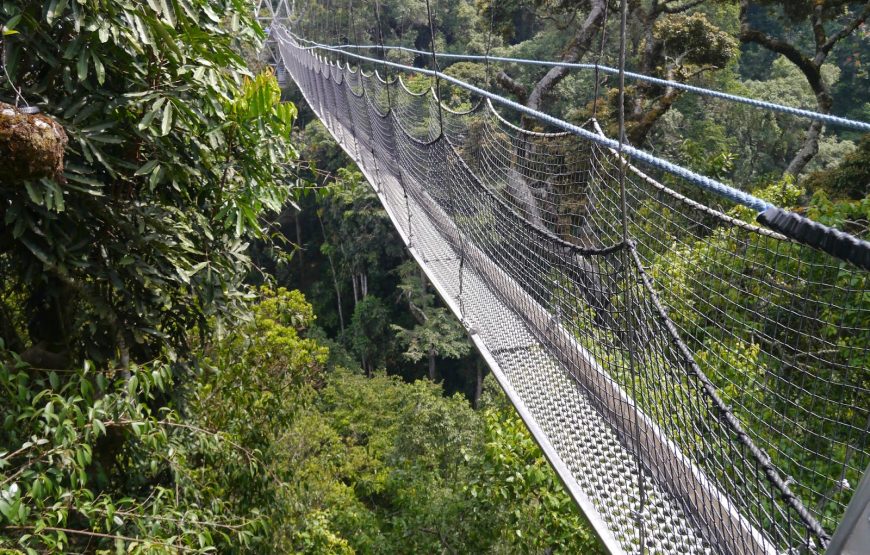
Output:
[{"xmin": 268, "ymin": 22, "xmax": 867, "ymax": 555}]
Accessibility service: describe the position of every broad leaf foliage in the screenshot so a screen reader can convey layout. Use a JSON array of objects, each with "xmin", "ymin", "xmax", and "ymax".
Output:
[{"xmin": 0, "ymin": 0, "xmax": 296, "ymax": 363}]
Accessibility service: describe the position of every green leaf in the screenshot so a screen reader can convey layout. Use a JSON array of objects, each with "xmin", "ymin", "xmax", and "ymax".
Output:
[
  {"xmin": 91, "ymin": 52, "xmax": 105, "ymax": 85},
  {"xmin": 4, "ymin": 14, "xmax": 22, "ymax": 31},
  {"xmin": 160, "ymin": 101, "xmax": 173, "ymax": 136},
  {"xmin": 76, "ymin": 50, "xmax": 89, "ymax": 81},
  {"xmin": 45, "ymin": 0, "xmax": 69, "ymax": 25},
  {"xmin": 135, "ymin": 160, "xmax": 160, "ymax": 176},
  {"xmin": 24, "ymin": 182, "xmax": 44, "ymax": 205},
  {"xmin": 159, "ymin": 0, "xmax": 175, "ymax": 27}
]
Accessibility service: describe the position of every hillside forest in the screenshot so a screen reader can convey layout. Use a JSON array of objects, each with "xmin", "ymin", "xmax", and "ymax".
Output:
[{"xmin": 0, "ymin": 0, "xmax": 868, "ymax": 553}]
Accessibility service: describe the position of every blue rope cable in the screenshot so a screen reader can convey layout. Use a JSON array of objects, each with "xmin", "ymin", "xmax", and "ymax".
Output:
[
  {"xmin": 280, "ymin": 28, "xmax": 772, "ymax": 212},
  {"xmin": 289, "ymin": 33, "xmax": 870, "ymax": 133}
]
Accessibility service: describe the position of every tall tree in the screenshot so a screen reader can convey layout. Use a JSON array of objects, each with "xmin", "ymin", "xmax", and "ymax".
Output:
[
  {"xmin": 0, "ymin": 0, "xmax": 296, "ymax": 368},
  {"xmin": 737, "ymin": 0, "xmax": 870, "ymax": 176},
  {"xmin": 496, "ymin": 0, "xmax": 609, "ymax": 112},
  {"xmin": 392, "ymin": 260, "xmax": 470, "ymax": 380},
  {"xmin": 319, "ymin": 168, "xmax": 404, "ymax": 309},
  {"xmin": 0, "ymin": 0, "xmax": 299, "ymax": 550},
  {"xmin": 624, "ymin": 8, "xmax": 738, "ymax": 144},
  {"xmin": 349, "ymin": 294, "xmax": 393, "ymax": 374}
]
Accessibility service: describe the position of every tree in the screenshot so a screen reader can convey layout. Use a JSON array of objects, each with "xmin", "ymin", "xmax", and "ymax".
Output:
[
  {"xmin": 495, "ymin": 0, "xmax": 609, "ymax": 112},
  {"xmin": 0, "ymin": 0, "xmax": 296, "ymax": 368},
  {"xmin": 319, "ymin": 168, "xmax": 405, "ymax": 309},
  {"xmin": 0, "ymin": 0, "xmax": 300, "ymax": 550},
  {"xmin": 266, "ymin": 366, "xmax": 602, "ymax": 554},
  {"xmin": 348, "ymin": 294, "xmax": 393, "ymax": 374},
  {"xmin": 803, "ymin": 133, "xmax": 870, "ymax": 200},
  {"xmin": 392, "ymin": 260, "xmax": 470, "ymax": 380},
  {"xmin": 736, "ymin": 0, "xmax": 870, "ymax": 176},
  {"xmin": 491, "ymin": 0, "xmax": 736, "ymax": 142},
  {"xmin": 468, "ymin": 375, "xmax": 603, "ymax": 553},
  {"xmin": 622, "ymin": 9, "xmax": 738, "ymax": 144}
]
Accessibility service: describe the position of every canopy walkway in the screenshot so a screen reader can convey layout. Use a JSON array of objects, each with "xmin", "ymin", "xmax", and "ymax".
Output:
[{"xmin": 261, "ymin": 7, "xmax": 868, "ymax": 553}]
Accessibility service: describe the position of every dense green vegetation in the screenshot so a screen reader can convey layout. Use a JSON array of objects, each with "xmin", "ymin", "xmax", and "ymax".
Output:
[
  {"xmin": 0, "ymin": 285, "xmax": 601, "ymax": 552},
  {"xmin": 1, "ymin": 0, "xmax": 867, "ymax": 552}
]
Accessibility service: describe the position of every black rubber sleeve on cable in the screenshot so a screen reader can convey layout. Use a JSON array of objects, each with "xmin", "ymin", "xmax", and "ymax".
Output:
[{"xmin": 757, "ymin": 207, "xmax": 870, "ymax": 271}]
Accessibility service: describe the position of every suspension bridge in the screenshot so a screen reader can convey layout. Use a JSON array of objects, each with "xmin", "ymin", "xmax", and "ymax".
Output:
[{"xmin": 258, "ymin": 2, "xmax": 868, "ymax": 553}]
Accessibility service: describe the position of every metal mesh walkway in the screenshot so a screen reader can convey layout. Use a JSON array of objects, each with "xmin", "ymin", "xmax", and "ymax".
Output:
[{"xmin": 271, "ymin": 24, "xmax": 869, "ymax": 555}]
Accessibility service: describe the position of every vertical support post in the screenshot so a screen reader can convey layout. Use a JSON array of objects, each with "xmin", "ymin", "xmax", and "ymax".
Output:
[
  {"xmin": 424, "ymin": 0, "xmax": 443, "ymax": 136},
  {"xmin": 617, "ymin": 0, "xmax": 646, "ymax": 552},
  {"xmin": 590, "ymin": 1, "xmax": 609, "ymax": 120}
]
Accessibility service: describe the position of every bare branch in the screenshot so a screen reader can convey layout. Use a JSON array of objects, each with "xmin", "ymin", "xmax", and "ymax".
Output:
[
  {"xmin": 94, "ymin": 508, "xmax": 253, "ymax": 531},
  {"xmin": 820, "ymin": 3, "xmax": 870, "ymax": 58},
  {"xmin": 738, "ymin": 1, "xmax": 820, "ymax": 91},
  {"xmin": 495, "ymin": 71, "xmax": 529, "ymax": 104},
  {"xmin": 526, "ymin": 0, "xmax": 607, "ymax": 110}
]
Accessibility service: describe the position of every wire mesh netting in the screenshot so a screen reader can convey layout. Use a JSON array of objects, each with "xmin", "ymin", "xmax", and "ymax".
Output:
[{"xmin": 271, "ymin": 27, "xmax": 868, "ymax": 555}]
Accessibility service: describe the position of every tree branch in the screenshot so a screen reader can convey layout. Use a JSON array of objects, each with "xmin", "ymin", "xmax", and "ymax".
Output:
[
  {"xmin": 738, "ymin": 2, "xmax": 821, "ymax": 90},
  {"xmin": 525, "ymin": 0, "xmax": 607, "ymax": 110},
  {"xmin": 820, "ymin": 3, "xmax": 870, "ymax": 58},
  {"xmin": 106, "ymin": 418, "xmax": 283, "ymax": 483},
  {"xmin": 739, "ymin": 28, "xmax": 817, "ymax": 79},
  {"xmin": 811, "ymin": 3, "xmax": 827, "ymax": 54},
  {"xmin": 495, "ymin": 71, "xmax": 528, "ymax": 104},
  {"xmin": 95, "ymin": 508, "xmax": 253, "ymax": 531},
  {"xmin": 6, "ymin": 526, "xmax": 196, "ymax": 552}
]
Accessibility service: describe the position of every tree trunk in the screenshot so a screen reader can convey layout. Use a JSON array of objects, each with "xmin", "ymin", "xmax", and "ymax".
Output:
[
  {"xmin": 294, "ymin": 207, "xmax": 304, "ymax": 282},
  {"xmin": 316, "ymin": 213, "xmax": 345, "ymax": 332},
  {"xmin": 334, "ymin": 274, "xmax": 345, "ymax": 333},
  {"xmin": 428, "ymin": 345, "xmax": 436, "ymax": 381},
  {"xmin": 352, "ymin": 274, "xmax": 359, "ymax": 306},
  {"xmin": 474, "ymin": 359, "xmax": 484, "ymax": 409},
  {"xmin": 632, "ymin": 5, "xmax": 661, "ymax": 122},
  {"xmin": 786, "ymin": 119, "xmax": 824, "ymax": 177},
  {"xmin": 117, "ymin": 331, "xmax": 131, "ymax": 382},
  {"xmin": 0, "ymin": 300, "xmax": 24, "ymax": 353},
  {"xmin": 785, "ymin": 80, "xmax": 833, "ymax": 176},
  {"xmin": 738, "ymin": 0, "xmax": 869, "ymax": 177},
  {"xmin": 628, "ymin": 81, "xmax": 681, "ymax": 145}
]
